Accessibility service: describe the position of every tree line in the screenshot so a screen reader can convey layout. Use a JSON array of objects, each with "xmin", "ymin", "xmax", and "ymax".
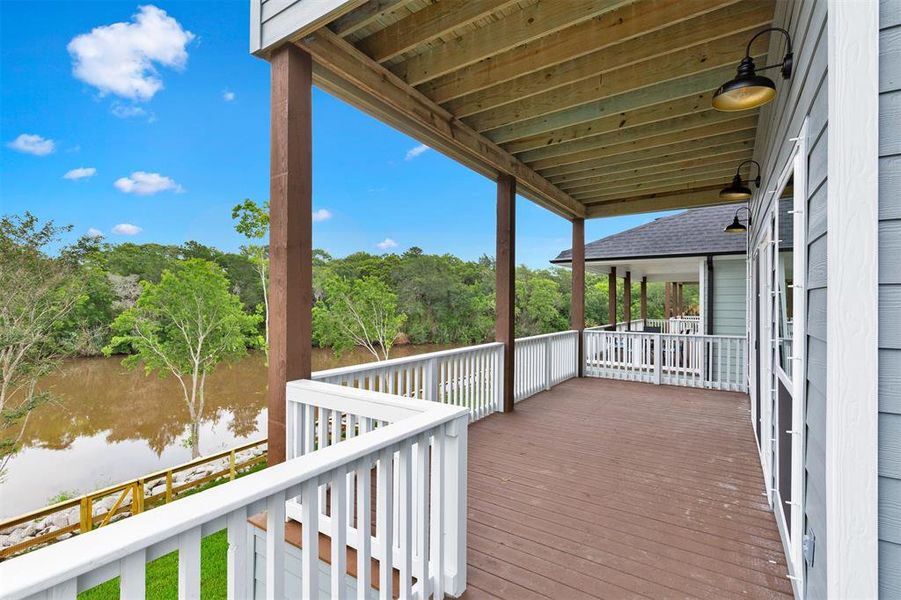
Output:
[{"xmin": 1, "ymin": 208, "xmax": 697, "ymax": 470}]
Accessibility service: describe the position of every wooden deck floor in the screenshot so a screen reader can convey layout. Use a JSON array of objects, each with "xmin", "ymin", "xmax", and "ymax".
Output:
[{"xmin": 461, "ymin": 378, "xmax": 793, "ymax": 600}]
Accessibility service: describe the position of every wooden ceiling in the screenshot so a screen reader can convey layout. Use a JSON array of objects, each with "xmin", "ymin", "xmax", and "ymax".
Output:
[{"xmin": 295, "ymin": 0, "xmax": 775, "ymax": 219}]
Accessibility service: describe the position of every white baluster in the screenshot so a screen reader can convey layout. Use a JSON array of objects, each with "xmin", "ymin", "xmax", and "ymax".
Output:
[
  {"xmin": 377, "ymin": 447, "xmax": 394, "ymax": 600},
  {"xmin": 356, "ymin": 459, "xmax": 372, "ymax": 600},
  {"xmin": 301, "ymin": 479, "xmax": 319, "ymax": 598},
  {"xmin": 120, "ymin": 550, "xmax": 146, "ymax": 600},
  {"xmin": 226, "ymin": 508, "xmax": 249, "ymax": 600},
  {"xmin": 331, "ymin": 467, "xmax": 347, "ymax": 599},
  {"xmin": 178, "ymin": 526, "xmax": 202, "ymax": 600}
]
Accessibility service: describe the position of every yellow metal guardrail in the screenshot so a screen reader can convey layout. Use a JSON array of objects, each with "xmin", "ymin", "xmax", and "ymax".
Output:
[{"xmin": 0, "ymin": 438, "xmax": 267, "ymax": 559}]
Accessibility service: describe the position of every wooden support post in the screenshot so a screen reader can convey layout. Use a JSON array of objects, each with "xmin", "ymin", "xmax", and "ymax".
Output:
[
  {"xmin": 496, "ymin": 174, "xmax": 516, "ymax": 413},
  {"xmin": 571, "ymin": 218, "xmax": 585, "ymax": 376},
  {"xmin": 664, "ymin": 282, "xmax": 672, "ymax": 319},
  {"xmin": 268, "ymin": 44, "xmax": 313, "ymax": 465},
  {"xmin": 676, "ymin": 283, "xmax": 683, "ymax": 317},
  {"xmin": 623, "ymin": 271, "xmax": 632, "ymax": 331},
  {"xmin": 607, "ymin": 267, "xmax": 617, "ymax": 330},
  {"xmin": 640, "ymin": 277, "xmax": 648, "ymax": 322},
  {"xmin": 706, "ymin": 256, "xmax": 715, "ymax": 335}
]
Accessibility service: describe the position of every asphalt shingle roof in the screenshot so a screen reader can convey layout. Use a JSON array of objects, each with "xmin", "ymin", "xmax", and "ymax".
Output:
[{"xmin": 552, "ymin": 204, "xmax": 750, "ymax": 263}]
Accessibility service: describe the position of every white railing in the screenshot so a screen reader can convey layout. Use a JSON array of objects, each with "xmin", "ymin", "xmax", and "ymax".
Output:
[
  {"xmin": 313, "ymin": 343, "xmax": 503, "ymax": 422},
  {"xmin": 513, "ymin": 330, "xmax": 579, "ymax": 402},
  {"xmin": 644, "ymin": 317, "xmax": 702, "ymax": 334},
  {"xmin": 0, "ymin": 381, "xmax": 470, "ymax": 600},
  {"xmin": 584, "ymin": 330, "xmax": 748, "ymax": 392}
]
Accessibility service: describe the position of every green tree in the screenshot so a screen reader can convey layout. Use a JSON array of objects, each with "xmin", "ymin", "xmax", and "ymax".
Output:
[
  {"xmin": 0, "ymin": 214, "xmax": 84, "ymax": 479},
  {"xmin": 313, "ymin": 276, "xmax": 406, "ymax": 360},
  {"xmin": 231, "ymin": 200, "xmax": 270, "ymax": 358},
  {"xmin": 104, "ymin": 259, "xmax": 259, "ymax": 458}
]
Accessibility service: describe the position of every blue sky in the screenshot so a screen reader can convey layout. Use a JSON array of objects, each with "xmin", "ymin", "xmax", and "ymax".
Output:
[{"xmin": 1, "ymin": 1, "xmax": 673, "ymax": 268}]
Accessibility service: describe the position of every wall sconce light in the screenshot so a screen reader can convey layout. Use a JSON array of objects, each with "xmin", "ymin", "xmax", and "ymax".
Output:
[
  {"xmin": 719, "ymin": 160, "xmax": 761, "ymax": 201},
  {"xmin": 712, "ymin": 27, "xmax": 793, "ymax": 111},
  {"xmin": 724, "ymin": 206, "xmax": 752, "ymax": 234}
]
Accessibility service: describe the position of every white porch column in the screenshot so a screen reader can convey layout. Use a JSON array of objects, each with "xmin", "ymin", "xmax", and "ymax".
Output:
[{"xmin": 825, "ymin": 0, "xmax": 879, "ymax": 596}]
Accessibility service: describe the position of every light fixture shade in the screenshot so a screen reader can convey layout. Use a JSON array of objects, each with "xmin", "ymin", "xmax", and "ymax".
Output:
[
  {"xmin": 724, "ymin": 216, "xmax": 748, "ymax": 234},
  {"xmin": 719, "ymin": 174, "xmax": 753, "ymax": 200},
  {"xmin": 712, "ymin": 56, "xmax": 777, "ymax": 111}
]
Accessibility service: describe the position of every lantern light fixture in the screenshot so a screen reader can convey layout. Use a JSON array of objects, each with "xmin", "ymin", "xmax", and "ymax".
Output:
[
  {"xmin": 724, "ymin": 206, "xmax": 752, "ymax": 234},
  {"xmin": 712, "ymin": 27, "xmax": 793, "ymax": 111},
  {"xmin": 719, "ymin": 160, "xmax": 761, "ymax": 201}
]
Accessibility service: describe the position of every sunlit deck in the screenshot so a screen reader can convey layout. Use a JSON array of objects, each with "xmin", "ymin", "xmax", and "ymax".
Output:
[{"xmin": 462, "ymin": 378, "xmax": 792, "ymax": 600}]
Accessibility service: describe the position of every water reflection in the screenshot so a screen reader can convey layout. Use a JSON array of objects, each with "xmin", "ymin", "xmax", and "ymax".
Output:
[{"xmin": 0, "ymin": 345, "xmax": 454, "ymax": 518}]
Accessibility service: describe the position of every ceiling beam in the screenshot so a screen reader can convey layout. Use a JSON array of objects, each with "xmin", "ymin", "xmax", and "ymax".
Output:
[
  {"xmin": 418, "ymin": 0, "xmax": 745, "ymax": 105},
  {"xmin": 578, "ymin": 177, "xmax": 733, "ymax": 203},
  {"xmin": 516, "ymin": 109, "xmax": 748, "ymax": 163},
  {"xmin": 330, "ymin": 0, "xmax": 413, "ymax": 37},
  {"xmin": 585, "ymin": 186, "xmax": 737, "ymax": 218},
  {"xmin": 298, "ymin": 28, "xmax": 584, "ymax": 218},
  {"xmin": 355, "ymin": 0, "xmax": 519, "ymax": 63},
  {"xmin": 464, "ymin": 33, "xmax": 769, "ymax": 133},
  {"xmin": 390, "ymin": 0, "xmax": 630, "ymax": 86},
  {"xmin": 568, "ymin": 168, "xmax": 737, "ymax": 199},
  {"xmin": 444, "ymin": 5, "xmax": 772, "ymax": 120},
  {"xmin": 527, "ymin": 115, "xmax": 757, "ymax": 171},
  {"xmin": 542, "ymin": 133, "xmax": 757, "ymax": 181},
  {"xmin": 482, "ymin": 62, "xmax": 743, "ymax": 144},
  {"xmin": 560, "ymin": 157, "xmax": 747, "ymax": 193},
  {"xmin": 502, "ymin": 91, "xmax": 716, "ymax": 155}
]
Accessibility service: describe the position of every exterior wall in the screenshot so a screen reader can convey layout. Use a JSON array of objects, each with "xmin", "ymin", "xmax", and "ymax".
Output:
[
  {"xmin": 250, "ymin": 0, "xmax": 360, "ymax": 54},
  {"xmin": 749, "ymin": 1, "xmax": 828, "ymax": 596},
  {"xmin": 711, "ymin": 256, "xmax": 746, "ymax": 336},
  {"xmin": 879, "ymin": 1, "xmax": 901, "ymax": 596}
]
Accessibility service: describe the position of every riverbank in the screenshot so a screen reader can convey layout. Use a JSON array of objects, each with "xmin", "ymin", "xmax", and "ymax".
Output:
[
  {"xmin": 0, "ymin": 442, "xmax": 266, "ymax": 558},
  {"xmin": 0, "ymin": 344, "xmax": 456, "ymax": 519}
]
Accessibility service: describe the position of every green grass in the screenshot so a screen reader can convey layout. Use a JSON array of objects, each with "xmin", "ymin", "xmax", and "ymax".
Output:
[
  {"xmin": 77, "ymin": 462, "xmax": 266, "ymax": 600},
  {"xmin": 79, "ymin": 530, "xmax": 229, "ymax": 600}
]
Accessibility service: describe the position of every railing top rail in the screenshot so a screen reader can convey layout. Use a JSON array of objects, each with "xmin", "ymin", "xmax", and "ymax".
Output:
[
  {"xmin": 0, "ymin": 380, "xmax": 468, "ymax": 600},
  {"xmin": 514, "ymin": 330, "xmax": 578, "ymax": 343},
  {"xmin": 585, "ymin": 330, "xmax": 747, "ymax": 341},
  {"xmin": 311, "ymin": 342, "xmax": 503, "ymax": 379}
]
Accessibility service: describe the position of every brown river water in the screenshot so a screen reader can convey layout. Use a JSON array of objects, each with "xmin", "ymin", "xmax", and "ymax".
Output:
[{"xmin": 0, "ymin": 344, "xmax": 454, "ymax": 519}]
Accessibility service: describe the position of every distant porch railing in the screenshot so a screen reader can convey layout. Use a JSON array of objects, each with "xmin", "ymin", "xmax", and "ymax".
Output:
[
  {"xmin": 584, "ymin": 329, "xmax": 748, "ymax": 392},
  {"xmin": 587, "ymin": 316, "xmax": 702, "ymax": 335}
]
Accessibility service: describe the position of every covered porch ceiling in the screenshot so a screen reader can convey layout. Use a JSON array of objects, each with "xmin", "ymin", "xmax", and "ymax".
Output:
[{"xmin": 253, "ymin": 0, "xmax": 775, "ymax": 220}]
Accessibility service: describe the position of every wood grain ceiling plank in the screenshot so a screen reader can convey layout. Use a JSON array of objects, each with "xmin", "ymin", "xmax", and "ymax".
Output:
[
  {"xmin": 526, "ymin": 115, "xmax": 757, "ymax": 171},
  {"xmin": 465, "ymin": 31, "xmax": 769, "ymax": 132},
  {"xmin": 444, "ymin": 3, "xmax": 772, "ymax": 119},
  {"xmin": 418, "ymin": 0, "xmax": 748, "ymax": 104},
  {"xmin": 390, "ymin": 0, "xmax": 630, "ymax": 86}
]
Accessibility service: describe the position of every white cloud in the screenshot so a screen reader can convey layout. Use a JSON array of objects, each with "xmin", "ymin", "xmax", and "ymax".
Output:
[
  {"xmin": 114, "ymin": 171, "xmax": 183, "ymax": 195},
  {"xmin": 312, "ymin": 208, "xmax": 332, "ymax": 222},
  {"xmin": 376, "ymin": 238, "xmax": 398, "ymax": 250},
  {"xmin": 112, "ymin": 223, "xmax": 142, "ymax": 236},
  {"xmin": 87, "ymin": 227, "xmax": 104, "ymax": 238},
  {"xmin": 67, "ymin": 5, "xmax": 194, "ymax": 101},
  {"xmin": 64, "ymin": 167, "xmax": 97, "ymax": 180},
  {"xmin": 404, "ymin": 144, "xmax": 429, "ymax": 161},
  {"xmin": 111, "ymin": 103, "xmax": 148, "ymax": 118},
  {"xmin": 223, "ymin": 90, "xmax": 235, "ymax": 102},
  {"xmin": 7, "ymin": 134, "xmax": 55, "ymax": 156}
]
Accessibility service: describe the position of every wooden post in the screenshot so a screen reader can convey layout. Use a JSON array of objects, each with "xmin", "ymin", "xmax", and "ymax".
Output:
[
  {"xmin": 664, "ymin": 282, "xmax": 672, "ymax": 319},
  {"xmin": 268, "ymin": 44, "xmax": 313, "ymax": 466},
  {"xmin": 706, "ymin": 256, "xmax": 714, "ymax": 335},
  {"xmin": 623, "ymin": 271, "xmax": 632, "ymax": 331},
  {"xmin": 571, "ymin": 218, "xmax": 585, "ymax": 376},
  {"xmin": 640, "ymin": 277, "xmax": 648, "ymax": 322},
  {"xmin": 607, "ymin": 267, "xmax": 617, "ymax": 330},
  {"xmin": 676, "ymin": 283, "xmax": 683, "ymax": 317},
  {"xmin": 496, "ymin": 174, "xmax": 516, "ymax": 413}
]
